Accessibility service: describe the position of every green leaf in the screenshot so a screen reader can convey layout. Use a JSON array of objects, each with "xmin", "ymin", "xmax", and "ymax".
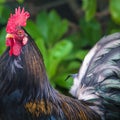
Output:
[
  {"xmin": 82, "ymin": 0, "xmax": 97, "ymax": 21},
  {"xmin": 67, "ymin": 61, "xmax": 81, "ymax": 73},
  {"xmin": 54, "ymin": 73, "xmax": 73, "ymax": 89},
  {"xmin": 109, "ymin": 0, "xmax": 120, "ymax": 24},
  {"xmin": 48, "ymin": 10, "xmax": 69, "ymax": 42},
  {"xmin": 65, "ymin": 50, "xmax": 88, "ymax": 72},
  {"xmin": 0, "ymin": 28, "xmax": 6, "ymax": 55},
  {"xmin": 36, "ymin": 10, "xmax": 69, "ymax": 45},
  {"xmin": 75, "ymin": 50, "xmax": 88, "ymax": 60},
  {"xmin": 36, "ymin": 11, "xmax": 49, "ymax": 41},
  {"xmin": 0, "ymin": 6, "xmax": 4, "ymax": 18},
  {"xmin": 0, "ymin": 6, "xmax": 10, "ymax": 24},
  {"xmin": 79, "ymin": 18, "xmax": 101, "ymax": 46},
  {"xmin": 25, "ymin": 20, "xmax": 42, "ymax": 39},
  {"xmin": 0, "ymin": 0, "xmax": 6, "ymax": 3},
  {"xmin": 47, "ymin": 39, "xmax": 73, "ymax": 79},
  {"xmin": 16, "ymin": 0, "xmax": 24, "ymax": 4}
]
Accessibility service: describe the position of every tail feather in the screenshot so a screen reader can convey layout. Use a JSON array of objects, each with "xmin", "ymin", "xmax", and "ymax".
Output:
[{"xmin": 70, "ymin": 33, "xmax": 120, "ymax": 120}]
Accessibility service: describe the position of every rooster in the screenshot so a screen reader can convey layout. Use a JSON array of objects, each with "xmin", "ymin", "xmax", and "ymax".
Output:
[{"xmin": 0, "ymin": 7, "xmax": 120, "ymax": 120}]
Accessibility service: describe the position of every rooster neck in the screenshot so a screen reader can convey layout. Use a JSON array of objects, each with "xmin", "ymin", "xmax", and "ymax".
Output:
[
  {"xmin": 19, "ymin": 36, "xmax": 57, "ymax": 102},
  {"xmin": 0, "ymin": 34, "xmax": 56, "ymax": 102}
]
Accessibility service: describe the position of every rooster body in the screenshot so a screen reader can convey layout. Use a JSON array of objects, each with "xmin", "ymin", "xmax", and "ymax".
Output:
[
  {"xmin": 0, "ymin": 32, "xmax": 100, "ymax": 120},
  {"xmin": 0, "ymin": 7, "xmax": 120, "ymax": 120},
  {"xmin": 0, "ymin": 91, "xmax": 30, "ymax": 120},
  {"xmin": 0, "ymin": 33, "xmax": 100, "ymax": 120}
]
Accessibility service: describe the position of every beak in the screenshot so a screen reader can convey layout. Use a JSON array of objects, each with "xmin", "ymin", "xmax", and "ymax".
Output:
[
  {"xmin": 6, "ymin": 33, "xmax": 14, "ymax": 39},
  {"xmin": 6, "ymin": 34, "xmax": 14, "ymax": 46}
]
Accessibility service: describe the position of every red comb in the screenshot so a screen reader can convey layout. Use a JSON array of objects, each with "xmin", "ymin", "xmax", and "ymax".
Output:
[{"xmin": 6, "ymin": 7, "xmax": 30, "ymax": 33}]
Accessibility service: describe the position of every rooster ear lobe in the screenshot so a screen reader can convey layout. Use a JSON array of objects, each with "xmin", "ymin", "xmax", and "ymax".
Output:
[{"xmin": 22, "ymin": 37, "xmax": 28, "ymax": 45}]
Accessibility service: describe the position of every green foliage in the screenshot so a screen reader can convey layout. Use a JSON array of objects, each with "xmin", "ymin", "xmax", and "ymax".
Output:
[
  {"xmin": 82, "ymin": 0, "xmax": 97, "ymax": 21},
  {"xmin": 109, "ymin": 0, "xmax": 120, "ymax": 24},
  {"xmin": 79, "ymin": 18, "xmax": 101, "ymax": 47},
  {"xmin": 36, "ymin": 10, "xmax": 69, "ymax": 44},
  {"xmin": 82, "ymin": 0, "xmax": 120, "ymax": 24},
  {"xmin": 46, "ymin": 40, "xmax": 73, "ymax": 79},
  {"xmin": 0, "ymin": 28, "xmax": 6, "ymax": 54},
  {"xmin": 0, "ymin": 6, "xmax": 10, "ymax": 24},
  {"xmin": 16, "ymin": 0, "xmax": 24, "ymax": 4}
]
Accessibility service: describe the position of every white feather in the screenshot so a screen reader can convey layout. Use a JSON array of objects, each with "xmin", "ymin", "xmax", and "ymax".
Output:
[
  {"xmin": 70, "ymin": 44, "xmax": 99, "ymax": 97},
  {"xmin": 78, "ymin": 44, "xmax": 99, "ymax": 81}
]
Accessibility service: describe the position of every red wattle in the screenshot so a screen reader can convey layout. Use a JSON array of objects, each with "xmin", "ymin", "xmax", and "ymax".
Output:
[
  {"xmin": 6, "ymin": 38, "xmax": 14, "ymax": 46},
  {"xmin": 12, "ymin": 42, "xmax": 22, "ymax": 56},
  {"xmin": 9, "ymin": 47, "xmax": 13, "ymax": 56}
]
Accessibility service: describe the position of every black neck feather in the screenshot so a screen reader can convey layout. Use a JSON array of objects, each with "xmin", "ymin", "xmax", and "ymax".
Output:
[{"xmin": 0, "ymin": 33, "xmax": 56, "ymax": 103}]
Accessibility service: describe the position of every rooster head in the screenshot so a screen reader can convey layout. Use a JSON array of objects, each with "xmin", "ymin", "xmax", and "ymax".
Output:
[{"xmin": 6, "ymin": 7, "xmax": 30, "ymax": 56}]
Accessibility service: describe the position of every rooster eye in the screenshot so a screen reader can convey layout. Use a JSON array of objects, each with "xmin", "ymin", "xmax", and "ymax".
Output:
[{"xmin": 17, "ymin": 30, "xmax": 24, "ymax": 37}]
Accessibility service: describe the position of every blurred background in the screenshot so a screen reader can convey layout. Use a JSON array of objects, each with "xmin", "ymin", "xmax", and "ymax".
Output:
[{"xmin": 0, "ymin": 0, "xmax": 120, "ymax": 94}]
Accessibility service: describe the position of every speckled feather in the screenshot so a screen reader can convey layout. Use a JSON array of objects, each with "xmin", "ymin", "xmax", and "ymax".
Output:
[{"xmin": 70, "ymin": 33, "xmax": 120, "ymax": 120}]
